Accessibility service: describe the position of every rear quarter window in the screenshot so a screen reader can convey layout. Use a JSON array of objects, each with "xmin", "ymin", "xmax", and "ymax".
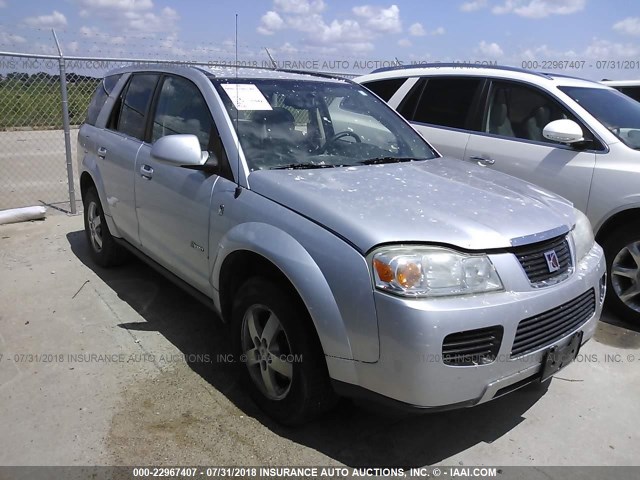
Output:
[
  {"xmin": 362, "ymin": 78, "xmax": 406, "ymax": 101},
  {"xmin": 618, "ymin": 86, "xmax": 640, "ymax": 103},
  {"xmin": 84, "ymin": 74, "xmax": 122, "ymax": 126}
]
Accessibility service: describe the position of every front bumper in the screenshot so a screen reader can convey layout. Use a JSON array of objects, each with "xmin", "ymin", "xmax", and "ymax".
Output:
[{"xmin": 327, "ymin": 243, "xmax": 606, "ymax": 408}]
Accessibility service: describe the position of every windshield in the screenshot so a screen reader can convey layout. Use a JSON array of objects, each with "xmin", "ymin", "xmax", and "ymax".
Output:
[
  {"xmin": 559, "ymin": 86, "xmax": 640, "ymax": 149},
  {"xmin": 212, "ymin": 78, "xmax": 437, "ymax": 170}
]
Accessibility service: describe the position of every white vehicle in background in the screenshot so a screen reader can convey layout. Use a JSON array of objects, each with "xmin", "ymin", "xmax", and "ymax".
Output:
[{"xmin": 357, "ymin": 64, "xmax": 640, "ymax": 323}]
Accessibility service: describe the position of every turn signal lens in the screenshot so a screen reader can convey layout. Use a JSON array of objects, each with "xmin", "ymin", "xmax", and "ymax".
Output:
[{"xmin": 373, "ymin": 258, "xmax": 394, "ymax": 282}]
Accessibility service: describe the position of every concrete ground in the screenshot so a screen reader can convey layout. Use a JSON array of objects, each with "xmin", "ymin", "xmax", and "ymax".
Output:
[
  {"xmin": 0, "ymin": 129, "xmax": 80, "ymax": 212},
  {"xmin": 0, "ymin": 214, "xmax": 639, "ymax": 470}
]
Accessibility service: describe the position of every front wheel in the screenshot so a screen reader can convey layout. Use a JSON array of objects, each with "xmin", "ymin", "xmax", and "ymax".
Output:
[
  {"xmin": 603, "ymin": 226, "xmax": 640, "ymax": 323},
  {"xmin": 232, "ymin": 277, "xmax": 336, "ymax": 425}
]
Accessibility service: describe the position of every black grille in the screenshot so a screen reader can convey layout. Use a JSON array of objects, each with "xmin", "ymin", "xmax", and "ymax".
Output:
[
  {"xmin": 443, "ymin": 326, "xmax": 503, "ymax": 366},
  {"xmin": 511, "ymin": 289, "xmax": 595, "ymax": 357},
  {"xmin": 514, "ymin": 235, "xmax": 572, "ymax": 284}
]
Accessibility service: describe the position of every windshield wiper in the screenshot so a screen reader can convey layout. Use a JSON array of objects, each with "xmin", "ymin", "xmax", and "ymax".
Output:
[
  {"xmin": 271, "ymin": 162, "xmax": 339, "ymax": 170},
  {"xmin": 357, "ymin": 157, "xmax": 424, "ymax": 165}
]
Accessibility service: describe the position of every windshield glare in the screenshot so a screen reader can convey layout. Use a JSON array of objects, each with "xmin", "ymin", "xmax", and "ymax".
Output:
[
  {"xmin": 559, "ymin": 86, "xmax": 640, "ymax": 149},
  {"xmin": 213, "ymin": 78, "xmax": 437, "ymax": 170}
]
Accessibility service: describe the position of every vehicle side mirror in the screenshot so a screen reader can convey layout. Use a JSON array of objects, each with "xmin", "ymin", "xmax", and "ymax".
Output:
[
  {"xmin": 542, "ymin": 119, "xmax": 584, "ymax": 144},
  {"xmin": 151, "ymin": 134, "xmax": 210, "ymax": 167}
]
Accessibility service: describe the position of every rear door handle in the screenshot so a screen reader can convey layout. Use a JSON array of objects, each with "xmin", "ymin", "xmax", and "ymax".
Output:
[
  {"xmin": 140, "ymin": 164, "xmax": 154, "ymax": 180},
  {"xmin": 97, "ymin": 146, "xmax": 107, "ymax": 158},
  {"xmin": 470, "ymin": 155, "xmax": 495, "ymax": 166}
]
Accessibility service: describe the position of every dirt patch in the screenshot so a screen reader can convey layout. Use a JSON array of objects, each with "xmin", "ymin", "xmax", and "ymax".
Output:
[
  {"xmin": 106, "ymin": 363, "xmax": 333, "ymax": 466},
  {"xmin": 593, "ymin": 321, "xmax": 640, "ymax": 349}
]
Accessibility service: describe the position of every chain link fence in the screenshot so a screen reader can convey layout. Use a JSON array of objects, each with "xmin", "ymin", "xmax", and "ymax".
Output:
[
  {"xmin": 0, "ymin": 55, "xmax": 77, "ymax": 212},
  {"xmin": 0, "ymin": 50, "xmax": 357, "ymax": 214}
]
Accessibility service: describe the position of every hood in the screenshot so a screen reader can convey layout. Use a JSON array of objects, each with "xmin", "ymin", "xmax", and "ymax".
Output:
[{"xmin": 248, "ymin": 157, "xmax": 575, "ymax": 253}]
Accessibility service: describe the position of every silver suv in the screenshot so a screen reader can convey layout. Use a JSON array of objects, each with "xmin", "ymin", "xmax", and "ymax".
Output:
[
  {"xmin": 358, "ymin": 64, "xmax": 640, "ymax": 322},
  {"xmin": 78, "ymin": 65, "xmax": 605, "ymax": 424}
]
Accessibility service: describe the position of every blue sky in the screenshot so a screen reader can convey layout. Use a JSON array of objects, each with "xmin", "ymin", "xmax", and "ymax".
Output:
[{"xmin": 0, "ymin": 0, "xmax": 639, "ymax": 79}]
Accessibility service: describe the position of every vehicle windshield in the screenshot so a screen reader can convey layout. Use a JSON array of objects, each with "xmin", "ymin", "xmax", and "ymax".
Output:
[
  {"xmin": 559, "ymin": 86, "xmax": 640, "ymax": 149},
  {"xmin": 212, "ymin": 78, "xmax": 437, "ymax": 170}
]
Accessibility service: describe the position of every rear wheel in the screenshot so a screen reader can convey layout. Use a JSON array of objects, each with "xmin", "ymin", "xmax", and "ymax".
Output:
[
  {"xmin": 232, "ymin": 277, "xmax": 336, "ymax": 425},
  {"xmin": 83, "ymin": 187, "xmax": 127, "ymax": 267},
  {"xmin": 603, "ymin": 226, "xmax": 640, "ymax": 323}
]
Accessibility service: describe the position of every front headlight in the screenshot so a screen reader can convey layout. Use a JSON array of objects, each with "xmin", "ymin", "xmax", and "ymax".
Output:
[
  {"xmin": 371, "ymin": 246, "xmax": 503, "ymax": 297},
  {"xmin": 571, "ymin": 208, "xmax": 594, "ymax": 262}
]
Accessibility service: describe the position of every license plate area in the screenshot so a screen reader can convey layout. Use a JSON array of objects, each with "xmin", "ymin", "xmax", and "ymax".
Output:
[{"xmin": 540, "ymin": 331, "xmax": 583, "ymax": 382}]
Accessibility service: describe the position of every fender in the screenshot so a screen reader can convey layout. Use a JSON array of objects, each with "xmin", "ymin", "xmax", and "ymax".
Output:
[
  {"xmin": 211, "ymin": 222, "xmax": 355, "ymax": 361},
  {"xmin": 593, "ymin": 201, "xmax": 640, "ymax": 238}
]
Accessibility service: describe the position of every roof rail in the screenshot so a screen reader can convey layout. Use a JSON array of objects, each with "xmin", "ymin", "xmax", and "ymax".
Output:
[
  {"xmin": 196, "ymin": 63, "xmax": 355, "ymax": 80},
  {"xmin": 371, "ymin": 62, "xmax": 553, "ymax": 79}
]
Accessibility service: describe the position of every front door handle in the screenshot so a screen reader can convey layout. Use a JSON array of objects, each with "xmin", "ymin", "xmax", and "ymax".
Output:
[
  {"xmin": 470, "ymin": 155, "xmax": 495, "ymax": 166},
  {"xmin": 140, "ymin": 164, "xmax": 154, "ymax": 180},
  {"xmin": 97, "ymin": 146, "xmax": 107, "ymax": 158}
]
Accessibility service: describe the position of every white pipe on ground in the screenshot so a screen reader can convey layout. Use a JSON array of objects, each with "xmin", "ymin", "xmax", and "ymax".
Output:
[{"xmin": 0, "ymin": 206, "xmax": 47, "ymax": 225}]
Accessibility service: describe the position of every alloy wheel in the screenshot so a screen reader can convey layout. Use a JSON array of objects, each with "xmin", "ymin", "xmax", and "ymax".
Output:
[
  {"xmin": 241, "ymin": 304, "xmax": 294, "ymax": 400},
  {"xmin": 611, "ymin": 240, "xmax": 640, "ymax": 313},
  {"xmin": 87, "ymin": 201, "xmax": 103, "ymax": 253}
]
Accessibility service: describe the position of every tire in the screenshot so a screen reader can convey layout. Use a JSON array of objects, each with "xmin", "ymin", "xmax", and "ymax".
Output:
[
  {"xmin": 232, "ymin": 277, "xmax": 336, "ymax": 425},
  {"xmin": 83, "ymin": 187, "xmax": 128, "ymax": 267},
  {"xmin": 602, "ymin": 225, "xmax": 640, "ymax": 323}
]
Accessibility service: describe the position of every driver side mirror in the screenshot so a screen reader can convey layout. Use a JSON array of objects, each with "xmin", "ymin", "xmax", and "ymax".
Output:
[
  {"xmin": 542, "ymin": 119, "xmax": 584, "ymax": 144},
  {"xmin": 151, "ymin": 134, "xmax": 213, "ymax": 168}
]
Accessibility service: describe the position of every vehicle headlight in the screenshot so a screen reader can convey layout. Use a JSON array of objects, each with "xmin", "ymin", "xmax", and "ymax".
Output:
[
  {"xmin": 571, "ymin": 208, "xmax": 595, "ymax": 262},
  {"xmin": 371, "ymin": 246, "xmax": 503, "ymax": 297}
]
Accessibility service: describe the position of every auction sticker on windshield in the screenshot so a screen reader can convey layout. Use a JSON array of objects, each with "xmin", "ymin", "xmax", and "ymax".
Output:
[{"xmin": 221, "ymin": 84, "xmax": 272, "ymax": 110}]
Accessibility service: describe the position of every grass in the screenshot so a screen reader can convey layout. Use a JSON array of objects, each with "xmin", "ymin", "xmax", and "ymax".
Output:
[{"xmin": 0, "ymin": 77, "xmax": 99, "ymax": 130}]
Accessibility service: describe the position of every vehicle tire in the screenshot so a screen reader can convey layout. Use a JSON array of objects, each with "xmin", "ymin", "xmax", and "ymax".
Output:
[
  {"xmin": 232, "ymin": 277, "xmax": 336, "ymax": 425},
  {"xmin": 602, "ymin": 225, "xmax": 640, "ymax": 323},
  {"xmin": 83, "ymin": 187, "xmax": 128, "ymax": 267}
]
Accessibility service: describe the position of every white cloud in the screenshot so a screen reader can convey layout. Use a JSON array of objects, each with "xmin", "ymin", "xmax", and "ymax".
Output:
[
  {"xmin": 613, "ymin": 17, "xmax": 640, "ymax": 36},
  {"xmin": 258, "ymin": 11, "xmax": 285, "ymax": 35},
  {"xmin": 0, "ymin": 30, "xmax": 26, "ymax": 44},
  {"xmin": 257, "ymin": 0, "xmax": 402, "ymax": 53},
  {"xmin": 398, "ymin": 38, "xmax": 412, "ymax": 47},
  {"xmin": 77, "ymin": 0, "xmax": 153, "ymax": 10},
  {"xmin": 409, "ymin": 22, "xmax": 444, "ymax": 37},
  {"xmin": 493, "ymin": 0, "xmax": 585, "ymax": 18},
  {"xmin": 279, "ymin": 42, "xmax": 298, "ymax": 54},
  {"xmin": 75, "ymin": 0, "xmax": 178, "ymax": 34},
  {"xmin": 122, "ymin": 6, "xmax": 178, "ymax": 33},
  {"xmin": 409, "ymin": 22, "xmax": 425, "ymax": 36},
  {"xmin": 583, "ymin": 38, "xmax": 640, "ymax": 59},
  {"xmin": 460, "ymin": 0, "xmax": 487, "ymax": 12},
  {"xmin": 273, "ymin": 0, "xmax": 325, "ymax": 15},
  {"xmin": 79, "ymin": 25, "xmax": 125, "ymax": 44},
  {"xmin": 477, "ymin": 40, "xmax": 504, "ymax": 57},
  {"xmin": 352, "ymin": 4, "xmax": 402, "ymax": 33},
  {"xmin": 517, "ymin": 38, "xmax": 639, "ymax": 64},
  {"xmin": 24, "ymin": 11, "xmax": 68, "ymax": 28}
]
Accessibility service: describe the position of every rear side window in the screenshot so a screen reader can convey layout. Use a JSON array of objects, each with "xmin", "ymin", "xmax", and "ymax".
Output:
[
  {"xmin": 84, "ymin": 74, "xmax": 122, "ymax": 126},
  {"xmin": 362, "ymin": 78, "xmax": 406, "ymax": 101},
  {"xmin": 113, "ymin": 73, "xmax": 159, "ymax": 140},
  {"xmin": 411, "ymin": 77, "xmax": 482, "ymax": 129}
]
